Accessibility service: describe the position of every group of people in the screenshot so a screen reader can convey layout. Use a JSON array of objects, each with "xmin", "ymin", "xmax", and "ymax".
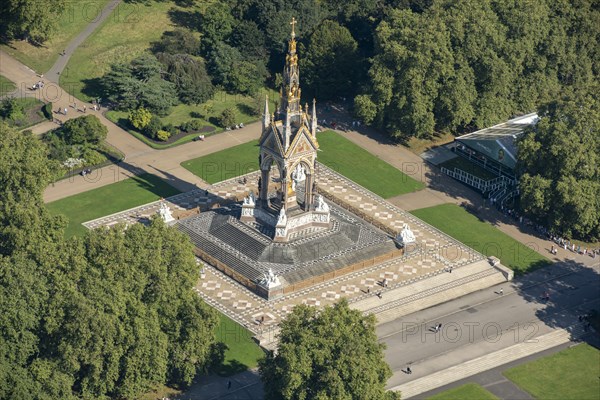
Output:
[
  {"xmin": 225, "ymin": 122, "xmax": 244, "ymax": 131},
  {"xmin": 551, "ymin": 236, "xmax": 598, "ymax": 258},
  {"xmin": 30, "ymin": 80, "xmax": 44, "ymax": 90},
  {"xmin": 80, "ymin": 168, "xmax": 92, "ymax": 176}
]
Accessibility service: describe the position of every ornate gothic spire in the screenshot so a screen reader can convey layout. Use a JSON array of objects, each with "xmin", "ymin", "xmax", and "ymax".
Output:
[
  {"xmin": 262, "ymin": 95, "xmax": 270, "ymax": 130},
  {"xmin": 280, "ymin": 17, "xmax": 301, "ymax": 122}
]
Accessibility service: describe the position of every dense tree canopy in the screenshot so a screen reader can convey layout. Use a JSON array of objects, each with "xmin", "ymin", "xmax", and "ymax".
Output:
[
  {"xmin": 517, "ymin": 87, "xmax": 600, "ymax": 241},
  {"xmin": 363, "ymin": 0, "xmax": 600, "ymax": 138},
  {"xmin": 0, "ymin": 0, "xmax": 67, "ymax": 44},
  {"xmin": 259, "ymin": 299, "xmax": 399, "ymax": 400},
  {"xmin": 302, "ymin": 20, "xmax": 360, "ymax": 100},
  {"xmin": 0, "ymin": 122, "xmax": 219, "ymax": 398}
]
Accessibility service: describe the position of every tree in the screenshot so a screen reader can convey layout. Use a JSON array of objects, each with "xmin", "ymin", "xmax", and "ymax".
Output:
[
  {"xmin": 0, "ymin": 0, "xmax": 67, "ymax": 44},
  {"xmin": 157, "ymin": 53, "xmax": 215, "ymax": 104},
  {"xmin": 218, "ymin": 108, "xmax": 236, "ymax": 128},
  {"xmin": 101, "ymin": 53, "xmax": 178, "ymax": 115},
  {"xmin": 517, "ymin": 87, "xmax": 600, "ymax": 240},
  {"xmin": 229, "ymin": 60, "xmax": 267, "ymax": 95},
  {"xmin": 153, "ymin": 28, "xmax": 200, "ymax": 56},
  {"xmin": 59, "ymin": 115, "xmax": 107, "ymax": 145},
  {"xmin": 259, "ymin": 299, "xmax": 399, "ymax": 400},
  {"xmin": 302, "ymin": 20, "xmax": 360, "ymax": 99},
  {"xmin": 129, "ymin": 107, "xmax": 153, "ymax": 130},
  {"xmin": 199, "ymin": 2, "xmax": 235, "ymax": 51},
  {"xmin": 353, "ymin": 94, "xmax": 377, "ymax": 124}
]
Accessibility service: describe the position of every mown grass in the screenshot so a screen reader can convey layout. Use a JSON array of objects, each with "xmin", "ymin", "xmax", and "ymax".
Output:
[
  {"xmin": 46, "ymin": 173, "xmax": 180, "ymax": 237},
  {"xmin": 213, "ymin": 313, "xmax": 265, "ymax": 377},
  {"xmin": 0, "ymin": 75, "xmax": 16, "ymax": 96},
  {"xmin": 0, "ymin": 0, "xmax": 112, "ymax": 73},
  {"xmin": 182, "ymin": 130, "xmax": 425, "ymax": 198},
  {"xmin": 426, "ymin": 383, "xmax": 499, "ymax": 400},
  {"xmin": 411, "ymin": 204, "xmax": 551, "ymax": 274},
  {"xmin": 503, "ymin": 343, "xmax": 600, "ymax": 400}
]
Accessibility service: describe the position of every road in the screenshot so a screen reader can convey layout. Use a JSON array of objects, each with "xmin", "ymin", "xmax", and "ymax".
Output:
[{"xmin": 380, "ymin": 259, "xmax": 600, "ymax": 390}]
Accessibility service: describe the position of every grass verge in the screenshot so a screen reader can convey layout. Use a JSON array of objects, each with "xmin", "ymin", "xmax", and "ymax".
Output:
[
  {"xmin": 213, "ymin": 313, "xmax": 264, "ymax": 377},
  {"xmin": 46, "ymin": 173, "xmax": 180, "ymax": 237},
  {"xmin": 503, "ymin": 343, "xmax": 600, "ymax": 400},
  {"xmin": 410, "ymin": 204, "xmax": 551, "ymax": 274},
  {"xmin": 317, "ymin": 130, "xmax": 424, "ymax": 197},
  {"xmin": 0, "ymin": 75, "xmax": 16, "ymax": 96},
  {"xmin": 426, "ymin": 383, "xmax": 498, "ymax": 400}
]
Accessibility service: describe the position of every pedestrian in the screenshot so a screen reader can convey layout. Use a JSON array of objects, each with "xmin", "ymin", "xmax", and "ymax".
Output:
[
  {"xmin": 406, "ymin": 366, "xmax": 412, "ymax": 374},
  {"xmin": 73, "ymin": 102, "xmax": 77, "ymax": 110},
  {"xmin": 499, "ymin": 288, "xmax": 504, "ymax": 295},
  {"xmin": 551, "ymin": 245, "xmax": 554, "ymax": 254},
  {"xmin": 438, "ymin": 323, "xmax": 442, "ymax": 331},
  {"xmin": 64, "ymin": 107, "xmax": 68, "ymax": 115},
  {"xmin": 227, "ymin": 380, "xmax": 232, "ymax": 389},
  {"xmin": 83, "ymin": 105, "xmax": 86, "ymax": 113},
  {"xmin": 377, "ymin": 291, "xmax": 382, "ymax": 299},
  {"xmin": 367, "ymin": 287, "xmax": 370, "ymax": 294}
]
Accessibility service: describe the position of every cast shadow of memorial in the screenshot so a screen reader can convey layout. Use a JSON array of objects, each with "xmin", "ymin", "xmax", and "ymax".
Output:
[{"xmin": 512, "ymin": 258, "xmax": 600, "ymax": 348}]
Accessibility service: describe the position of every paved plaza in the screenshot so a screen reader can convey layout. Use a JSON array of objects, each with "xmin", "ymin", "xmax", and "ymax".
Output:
[{"xmin": 84, "ymin": 163, "xmax": 507, "ymax": 342}]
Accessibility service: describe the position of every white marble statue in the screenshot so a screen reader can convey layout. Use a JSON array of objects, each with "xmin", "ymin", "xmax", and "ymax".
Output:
[
  {"xmin": 291, "ymin": 164, "xmax": 306, "ymax": 191},
  {"xmin": 277, "ymin": 207, "xmax": 287, "ymax": 225},
  {"xmin": 396, "ymin": 223, "xmax": 416, "ymax": 245},
  {"xmin": 244, "ymin": 191, "xmax": 255, "ymax": 206},
  {"xmin": 158, "ymin": 201, "xmax": 175, "ymax": 223},
  {"xmin": 260, "ymin": 268, "xmax": 281, "ymax": 288},
  {"xmin": 315, "ymin": 194, "xmax": 329, "ymax": 212}
]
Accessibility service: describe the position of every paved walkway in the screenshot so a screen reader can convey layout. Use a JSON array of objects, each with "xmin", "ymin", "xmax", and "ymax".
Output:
[{"xmin": 46, "ymin": 0, "xmax": 122, "ymax": 82}]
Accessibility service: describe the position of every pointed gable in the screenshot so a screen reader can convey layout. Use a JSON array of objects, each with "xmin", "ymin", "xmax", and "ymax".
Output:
[
  {"xmin": 259, "ymin": 125, "xmax": 285, "ymax": 157},
  {"xmin": 287, "ymin": 126, "xmax": 318, "ymax": 158}
]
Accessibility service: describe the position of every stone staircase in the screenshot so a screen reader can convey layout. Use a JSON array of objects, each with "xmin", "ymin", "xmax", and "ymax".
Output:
[
  {"xmin": 392, "ymin": 324, "xmax": 586, "ymax": 399},
  {"xmin": 352, "ymin": 260, "xmax": 507, "ymax": 324}
]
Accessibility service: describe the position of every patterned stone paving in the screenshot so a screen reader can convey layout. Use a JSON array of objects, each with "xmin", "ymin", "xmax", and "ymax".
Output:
[{"xmin": 84, "ymin": 163, "xmax": 486, "ymax": 335}]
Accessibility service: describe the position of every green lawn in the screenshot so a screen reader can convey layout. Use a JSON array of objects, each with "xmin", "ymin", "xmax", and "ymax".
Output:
[
  {"xmin": 182, "ymin": 140, "xmax": 260, "ymax": 184},
  {"xmin": 46, "ymin": 173, "xmax": 180, "ymax": 237},
  {"xmin": 0, "ymin": 75, "xmax": 16, "ymax": 96},
  {"xmin": 0, "ymin": 0, "xmax": 112, "ymax": 73},
  {"xmin": 426, "ymin": 383, "xmax": 498, "ymax": 400},
  {"xmin": 317, "ymin": 130, "xmax": 424, "ymax": 197},
  {"xmin": 182, "ymin": 131, "xmax": 424, "ymax": 198},
  {"xmin": 410, "ymin": 204, "xmax": 551, "ymax": 274},
  {"xmin": 504, "ymin": 343, "xmax": 600, "ymax": 400},
  {"xmin": 213, "ymin": 313, "xmax": 264, "ymax": 376}
]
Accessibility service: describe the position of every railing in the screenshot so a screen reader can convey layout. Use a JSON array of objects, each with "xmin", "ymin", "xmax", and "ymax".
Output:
[{"xmin": 441, "ymin": 167, "xmax": 516, "ymax": 194}]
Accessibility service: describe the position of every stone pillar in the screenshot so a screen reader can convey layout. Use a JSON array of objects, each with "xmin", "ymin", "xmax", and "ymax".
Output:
[
  {"xmin": 304, "ymin": 173, "xmax": 313, "ymax": 211},
  {"xmin": 259, "ymin": 169, "xmax": 269, "ymax": 208}
]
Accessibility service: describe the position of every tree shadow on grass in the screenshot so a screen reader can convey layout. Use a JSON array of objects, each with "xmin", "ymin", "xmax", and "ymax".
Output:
[
  {"xmin": 80, "ymin": 77, "xmax": 104, "ymax": 100},
  {"xmin": 236, "ymin": 103, "xmax": 257, "ymax": 117},
  {"xmin": 213, "ymin": 359, "xmax": 249, "ymax": 377},
  {"xmin": 168, "ymin": 9, "xmax": 203, "ymax": 31}
]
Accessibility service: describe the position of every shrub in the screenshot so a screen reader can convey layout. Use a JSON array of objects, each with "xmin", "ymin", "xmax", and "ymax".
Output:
[
  {"xmin": 82, "ymin": 148, "xmax": 107, "ymax": 166},
  {"xmin": 163, "ymin": 123, "xmax": 177, "ymax": 135},
  {"xmin": 218, "ymin": 108, "xmax": 236, "ymax": 128},
  {"xmin": 156, "ymin": 130, "xmax": 171, "ymax": 141},
  {"xmin": 129, "ymin": 107, "xmax": 152, "ymax": 130},
  {"xmin": 42, "ymin": 102, "xmax": 53, "ymax": 120},
  {"xmin": 181, "ymin": 119, "xmax": 204, "ymax": 132},
  {"xmin": 143, "ymin": 116, "xmax": 162, "ymax": 139}
]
